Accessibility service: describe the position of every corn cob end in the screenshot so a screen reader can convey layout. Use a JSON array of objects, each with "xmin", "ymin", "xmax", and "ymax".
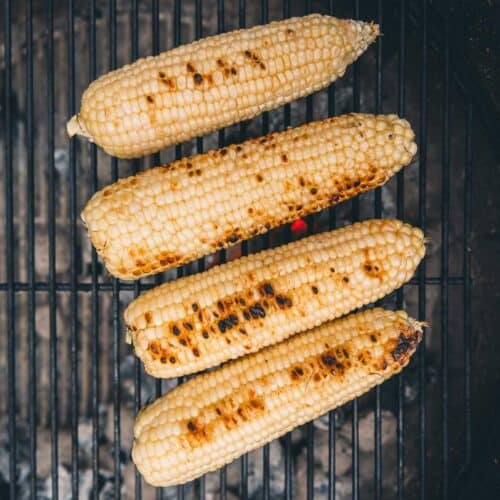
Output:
[
  {"xmin": 67, "ymin": 114, "xmax": 92, "ymax": 140},
  {"xmin": 344, "ymin": 19, "xmax": 380, "ymax": 59}
]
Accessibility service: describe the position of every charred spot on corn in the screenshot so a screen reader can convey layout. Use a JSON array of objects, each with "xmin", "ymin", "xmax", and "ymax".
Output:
[
  {"xmin": 261, "ymin": 283, "xmax": 274, "ymax": 296},
  {"xmin": 391, "ymin": 329, "xmax": 421, "ymax": 363},
  {"xmin": 363, "ymin": 261, "xmax": 383, "ymax": 278},
  {"xmin": 159, "ymin": 74, "xmax": 176, "ymax": 89},
  {"xmin": 249, "ymin": 304, "xmax": 266, "ymax": 318},
  {"xmin": 321, "ymin": 353, "xmax": 336, "ymax": 366},
  {"xmin": 147, "ymin": 340, "xmax": 173, "ymax": 364},
  {"xmin": 357, "ymin": 350, "xmax": 372, "ymax": 366},
  {"xmin": 290, "ymin": 366, "xmax": 304, "ymax": 380},
  {"xmin": 243, "ymin": 49, "xmax": 266, "ymax": 70},
  {"xmin": 276, "ymin": 295, "xmax": 292, "ymax": 308},
  {"xmin": 193, "ymin": 73, "xmax": 203, "ymax": 85},
  {"xmin": 148, "ymin": 340, "xmax": 160, "ymax": 355}
]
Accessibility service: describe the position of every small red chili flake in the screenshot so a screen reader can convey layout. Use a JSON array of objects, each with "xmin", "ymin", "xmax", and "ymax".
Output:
[{"xmin": 291, "ymin": 219, "xmax": 307, "ymax": 234}]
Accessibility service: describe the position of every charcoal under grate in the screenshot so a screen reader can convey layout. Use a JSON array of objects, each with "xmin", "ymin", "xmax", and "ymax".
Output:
[{"xmin": 1, "ymin": 0, "xmax": 492, "ymax": 498}]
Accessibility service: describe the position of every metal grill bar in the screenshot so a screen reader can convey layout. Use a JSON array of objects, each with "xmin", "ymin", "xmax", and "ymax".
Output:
[
  {"xmin": 26, "ymin": 0, "xmax": 38, "ymax": 497},
  {"xmin": 441, "ymin": 2, "xmax": 451, "ymax": 498},
  {"xmin": 107, "ymin": 0, "xmax": 122, "ymax": 497},
  {"xmin": 396, "ymin": 1, "xmax": 407, "ymax": 499},
  {"xmin": 88, "ymin": 0, "xmax": 100, "ymax": 497},
  {"xmin": 0, "ymin": 276, "xmax": 467, "ymax": 292},
  {"xmin": 463, "ymin": 103, "xmax": 472, "ymax": 473},
  {"xmin": 374, "ymin": 1, "xmax": 384, "ymax": 499},
  {"xmin": 149, "ymin": 2, "xmax": 164, "ymax": 500},
  {"xmin": 418, "ymin": 1, "xmax": 429, "ymax": 499},
  {"xmin": 259, "ymin": 2, "xmax": 273, "ymax": 498},
  {"xmin": 67, "ymin": 0, "xmax": 79, "ymax": 497},
  {"xmin": 327, "ymin": 2, "xmax": 337, "ymax": 497},
  {"xmin": 129, "ymin": 0, "xmax": 143, "ymax": 497},
  {"xmin": 195, "ymin": 2, "xmax": 206, "ymax": 498},
  {"xmin": 351, "ymin": 2, "xmax": 361, "ymax": 499},
  {"xmin": 237, "ymin": 0, "xmax": 250, "ymax": 497},
  {"xmin": 46, "ymin": 0, "xmax": 59, "ymax": 497},
  {"xmin": 172, "ymin": 2, "xmax": 186, "ymax": 499},
  {"xmin": 3, "ymin": 0, "xmax": 16, "ymax": 498},
  {"xmin": 304, "ymin": 1, "xmax": 316, "ymax": 497}
]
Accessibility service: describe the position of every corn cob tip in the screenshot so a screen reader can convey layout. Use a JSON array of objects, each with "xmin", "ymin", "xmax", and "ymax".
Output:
[
  {"xmin": 342, "ymin": 19, "xmax": 380, "ymax": 56},
  {"xmin": 125, "ymin": 329, "xmax": 133, "ymax": 344},
  {"xmin": 67, "ymin": 114, "xmax": 91, "ymax": 140}
]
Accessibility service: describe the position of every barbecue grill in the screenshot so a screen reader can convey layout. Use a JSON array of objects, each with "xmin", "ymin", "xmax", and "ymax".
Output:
[{"xmin": 1, "ymin": 0, "xmax": 499, "ymax": 499}]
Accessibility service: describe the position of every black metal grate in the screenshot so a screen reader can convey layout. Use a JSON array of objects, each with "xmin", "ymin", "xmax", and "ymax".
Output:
[{"xmin": 1, "ymin": 0, "xmax": 482, "ymax": 498}]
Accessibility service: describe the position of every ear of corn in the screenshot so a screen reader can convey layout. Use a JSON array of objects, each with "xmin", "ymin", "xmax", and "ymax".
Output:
[
  {"xmin": 82, "ymin": 114, "xmax": 417, "ymax": 280},
  {"xmin": 132, "ymin": 308, "xmax": 424, "ymax": 487},
  {"xmin": 125, "ymin": 219, "xmax": 425, "ymax": 378},
  {"xmin": 67, "ymin": 14, "xmax": 378, "ymax": 158}
]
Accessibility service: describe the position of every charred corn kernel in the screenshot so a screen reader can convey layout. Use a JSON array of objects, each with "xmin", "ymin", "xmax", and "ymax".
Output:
[
  {"xmin": 67, "ymin": 15, "xmax": 378, "ymax": 158},
  {"xmin": 82, "ymin": 114, "xmax": 417, "ymax": 280},
  {"xmin": 125, "ymin": 219, "xmax": 425, "ymax": 378},
  {"xmin": 132, "ymin": 308, "xmax": 425, "ymax": 486}
]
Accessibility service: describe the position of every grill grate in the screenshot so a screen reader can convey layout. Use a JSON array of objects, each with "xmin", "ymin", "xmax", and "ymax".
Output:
[{"xmin": 1, "ymin": 0, "xmax": 481, "ymax": 498}]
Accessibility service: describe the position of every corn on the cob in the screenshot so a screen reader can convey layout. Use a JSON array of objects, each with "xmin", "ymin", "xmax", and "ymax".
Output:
[
  {"xmin": 132, "ymin": 308, "xmax": 424, "ymax": 486},
  {"xmin": 67, "ymin": 15, "xmax": 378, "ymax": 158},
  {"xmin": 125, "ymin": 219, "xmax": 425, "ymax": 378},
  {"xmin": 82, "ymin": 114, "xmax": 417, "ymax": 280}
]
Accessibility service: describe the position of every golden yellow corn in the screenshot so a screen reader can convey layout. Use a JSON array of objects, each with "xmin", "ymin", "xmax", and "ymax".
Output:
[
  {"xmin": 67, "ymin": 15, "xmax": 378, "ymax": 158},
  {"xmin": 125, "ymin": 219, "xmax": 425, "ymax": 378},
  {"xmin": 132, "ymin": 308, "xmax": 424, "ymax": 486},
  {"xmin": 82, "ymin": 114, "xmax": 417, "ymax": 280}
]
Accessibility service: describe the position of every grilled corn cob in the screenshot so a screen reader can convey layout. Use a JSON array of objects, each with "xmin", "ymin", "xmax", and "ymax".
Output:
[
  {"xmin": 82, "ymin": 114, "xmax": 417, "ymax": 280},
  {"xmin": 125, "ymin": 219, "xmax": 425, "ymax": 378},
  {"xmin": 67, "ymin": 15, "xmax": 378, "ymax": 158},
  {"xmin": 132, "ymin": 308, "xmax": 424, "ymax": 486}
]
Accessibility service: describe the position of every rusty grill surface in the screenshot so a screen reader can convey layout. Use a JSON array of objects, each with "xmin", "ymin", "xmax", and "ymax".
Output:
[{"xmin": 1, "ymin": 0, "xmax": 491, "ymax": 498}]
